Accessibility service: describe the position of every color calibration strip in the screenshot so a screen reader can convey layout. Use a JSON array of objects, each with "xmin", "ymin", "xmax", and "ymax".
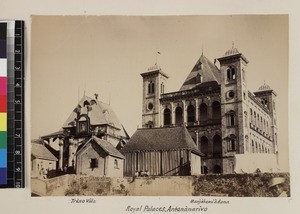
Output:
[
  {"xmin": 0, "ymin": 20, "xmax": 24, "ymax": 188},
  {"xmin": 0, "ymin": 22, "xmax": 8, "ymax": 185}
]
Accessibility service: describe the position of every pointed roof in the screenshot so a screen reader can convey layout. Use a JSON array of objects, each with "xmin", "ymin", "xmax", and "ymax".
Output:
[
  {"xmin": 77, "ymin": 136, "xmax": 124, "ymax": 159},
  {"xmin": 31, "ymin": 141, "xmax": 58, "ymax": 161},
  {"xmin": 180, "ymin": 54, "xmax": 221, "ymax": 91},
  {"xmin": 121, "ymin": 126, "xmax": 203, "ymax": 155},
  {"xmin": 62, "ymin": 95, "xmax": 128, "ymax": 138}
]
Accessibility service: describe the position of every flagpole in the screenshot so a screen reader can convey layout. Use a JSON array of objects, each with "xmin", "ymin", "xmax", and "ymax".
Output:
[{"xmin": 156, "ymin": 51, "xmax": 161, "ymax": 65}]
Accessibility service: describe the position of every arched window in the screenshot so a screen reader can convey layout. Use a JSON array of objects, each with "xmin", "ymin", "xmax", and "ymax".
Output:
[
  {"xmin": 213, "ymin": 135, "xmax": 222, "ymax": 157},
  {"xmin": 151, "ymin": 82, "xmax": 155, "ymax": 93},
  {"xmin": 148, "ymin": 81, "xmax": 155, "ymax": 94},
  {"xmin": 187, "ymin": 105, "xmax": 195, "ymax": 123},
  {"xmin": 163, "ymin": 108, "xmax": 171, "ymax": 126},
  {"xmin": 148, "ymin": 82, "xmax": 151, "ymax": 94},
  {"xmin": 252, "ymin": 140, "xmax": 255, "ymax": 153},
  {"xmin": 245, "ymin": 136, "xmax": 249, "ymax": 152},
  {"xmin": 161, "ymin": 83, "xmax": 165, "ymax": 93},
  {"xmin": 254, "ymin": 111, "xmax": 256, "ymax": 126},
  {"xmin": 244, "ymin": 111, "xmax": 248, "ymax": 128},
  {"xmin": 77, "ymin": 115, "xmax": 90, "ymax": 135},
  {"xmin": 175, "ymin": 107, "xmax": 183, "ymax": 125},
  {"xmin": 227, "ymin": 110, "xmax": 236, "ymax": 126},
  {"xmin": 227, "ymin": 134, "xmax": 236, "ymax": 151},
  {"xmin": 250, "ymin": 108, "xmax": 253, "ymax": 124},
  {"xmin": 147, "ymin": 121, "xmax": 154, "ymax": 128},
  {"xmin": 114, "ymin": 159, "xmax": 119, "ymax": 169},
  {"xmin": 227, "ymin": 66, "xmax": 236, "ymax": 81},
  {"xmin": 212, "ymin": 101, "xmax": 221, "ymax": 119},
  {"xmin": 255, "ymin": 142, "xmax": 258, "ymax": 153},
  {"xmin": 199, "ymin": 103, "xmax": 208, "ymax": 122},
  {"xmin": 200, "ymin": 136, "xmax": 209, "ymax": 155}
]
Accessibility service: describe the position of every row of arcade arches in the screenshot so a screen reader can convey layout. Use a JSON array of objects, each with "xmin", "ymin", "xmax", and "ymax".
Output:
[{"xmin": 163, "ymin": 101, "xmax": 221, "ymax": 126}]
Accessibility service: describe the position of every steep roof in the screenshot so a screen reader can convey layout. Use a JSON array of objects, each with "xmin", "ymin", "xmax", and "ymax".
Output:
[
  {"xmin": 62, "ymin": 95, "xmax": 128, "ymax": 138},
  {"xmin": 180, "ymin": 54, "xmax": 221, "ymax": 91},
  {"xmin": 77, "ymin": 136, "xmax": 125, "ymax": 159},
  {"xmin": 31, "ymin": 141, "xmax": 58, "ymax": 161},
  {"xmin": 121, "ymin": 126, "xmax": 202, "ymax": 155}
]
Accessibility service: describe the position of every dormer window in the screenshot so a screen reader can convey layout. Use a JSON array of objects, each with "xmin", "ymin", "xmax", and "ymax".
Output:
[
  {"xmin": 77, "ymin": 115, "xmax": 90, "ymax": 135},
  {"xmin": 196, "ymin": 73, "xmax": 203, "ymax": 83}
]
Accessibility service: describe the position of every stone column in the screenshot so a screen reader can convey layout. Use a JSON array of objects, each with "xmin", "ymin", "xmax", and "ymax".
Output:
[
  {"xmin": 183, "ymin": 100, "xmax": 187, "ymax": 126},
  {"xmin": 207, "ymin": 96, "xmax": 212, "ymax": 120},
  {"xmin": 171, "ymin": 102, "xmax": 175, "ymax": 125},
  {"xmin": 59, "ymin": 138, "xmax": 64, "ymax": 171},
  {"xmin": 195, "ymin": 131, "xmax": 199, "ymax": 148},
  {"xmin": 195, "ymin": 99, "xmax": 199, "ymax": 125},
  {"xmin": 68, "ymin": 138, "xmax": 74, "ymax": 167}
]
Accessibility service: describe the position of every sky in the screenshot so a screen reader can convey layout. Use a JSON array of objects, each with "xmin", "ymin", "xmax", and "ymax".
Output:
[{"xmin": 31, "ymin": 15, "xmax": 288, "ymax": 171}]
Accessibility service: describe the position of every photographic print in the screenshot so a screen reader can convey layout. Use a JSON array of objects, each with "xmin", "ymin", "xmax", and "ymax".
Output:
[{"xmin": 31, "ymin": 15, "xmax": 289, "ymax": 197}]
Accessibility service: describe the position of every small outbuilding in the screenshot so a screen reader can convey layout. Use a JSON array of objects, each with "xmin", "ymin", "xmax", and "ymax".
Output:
[
  {"xmin": 76, "ymin": 136, "xmax": 124, "ymax": 177},
  {"xmin": 31, "ymin": 141, "xmax": 58, "ymax": 178},
  {"xmin": 121, "ymin": 126, "xmax": 203, "ymax": 177}
]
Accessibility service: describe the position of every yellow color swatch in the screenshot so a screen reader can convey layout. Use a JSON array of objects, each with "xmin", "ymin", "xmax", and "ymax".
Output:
[{"xmin": 0, "ymin": 113, "xmax": 7, "ymax": 131}]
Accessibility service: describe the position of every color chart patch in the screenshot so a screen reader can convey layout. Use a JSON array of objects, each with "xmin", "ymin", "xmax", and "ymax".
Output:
[
  {"xmin": 0, "ymin": 22, "xmax": 7, "ymax": 185},
  {"xmin": 0, "ymin": 20, "xmax": 24, "ymax": 188}
]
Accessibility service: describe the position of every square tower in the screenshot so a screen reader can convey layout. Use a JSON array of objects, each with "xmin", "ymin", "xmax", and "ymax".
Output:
[{"xmin": 140, "ymin": 65, "xmax": 169, "ymax": 128}]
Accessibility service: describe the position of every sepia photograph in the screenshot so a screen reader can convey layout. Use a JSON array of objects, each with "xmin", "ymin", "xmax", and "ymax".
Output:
[{"xmin": 30, "ymin": 15, "xmax": 289, "ymax": 197}]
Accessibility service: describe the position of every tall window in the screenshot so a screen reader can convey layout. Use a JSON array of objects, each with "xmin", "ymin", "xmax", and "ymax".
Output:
[
  {"xmin": 251, "ymin": 140, "xmax": 255, "ymax": 153},
  {"xmin": 164, "ymin": 108, "xmax": 171, "ymax": 126},
  {"xmin": 227, "ymin": 134, "xmax": 236, "ymax": 151},
  {"xmin": 199, "ymin": 103, "xmax": 208, "ymax": 122},
  {"xmin": 212, "ymin": 101, "xmax": 221, "ymax": 119},
  {"xmin": 227, "ymin": 111, "xmax": 236, "ymax": 126},
  {"xmin": 161, "ymin": 83, "xmax": 165, "ymax": 93},
  {"xmin": 227, "ymin": 66, "xmax": 236, "ymax": 81},
  {"xmin": 77, "ymin": 115, "xmax": 90, "ymax": 135},
  {"xmin": 187, "ymin": 105, "xmax": 195, "ymax": 123},
  {"xmin": 114, "ymin": 159, "xmax": 119, "ymax": 169},
  {"xmin": 213, "ymin": 135, "xmax": 222, "ymax": 157},
  {"xmin": 175, "ymin": 107, "xmax": 183, "ymax": 125},
  {"xmin": 244, "ymin": 111, "xmax": 248, "ymax": 128},
  {"xmin": 148, "ymin": 81, "xmax": 155, "ymax": 94},
  {"xmin": 200, "ymin": 136, "xmax": 209, "ymax": 155}
]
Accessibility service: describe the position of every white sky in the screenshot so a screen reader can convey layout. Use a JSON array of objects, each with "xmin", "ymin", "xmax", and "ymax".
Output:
[{"xmin": 31, "ymin": 15, "xmax": 288, "ymax": 171}]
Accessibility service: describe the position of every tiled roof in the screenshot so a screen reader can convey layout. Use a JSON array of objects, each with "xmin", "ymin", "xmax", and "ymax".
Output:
[
  {"xmin": 78, "ymin": 136, "xmax": 125, "ymax": 159},
  {"xmin": 31, "ymin": 141, "xmax": 58, "ymax": 161},
  {"xmin": 121, "ymin": 126, "xmax": 202, "ymax": 155},
  {"xmin": 62, "ymin": 95, "xmax": 128, "ymax": 138},
  {"xmin": 41, "ymin": 130, "xmax": 64, "ymax": 139},
  {"xmin": 180, "ymin": 54, "xmax": 221, "ymax": 91}
]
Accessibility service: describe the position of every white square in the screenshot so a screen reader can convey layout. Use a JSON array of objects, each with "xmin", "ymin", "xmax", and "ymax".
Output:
[{"xmin": 0, "ymin": 59, "xmax": 7, "ymax": 76}]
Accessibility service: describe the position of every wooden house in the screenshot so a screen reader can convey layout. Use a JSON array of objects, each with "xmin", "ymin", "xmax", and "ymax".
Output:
[
  {"xmin": 121, "ymin": 126, "xmax": 203, "ymax": 177},
  {"xmin": 31, "ymin": 141, "xmax": 58, "ymax": 178},
  {"xmin": 76, "ymin": 136, "xmax": 124, "ymax": 177}
]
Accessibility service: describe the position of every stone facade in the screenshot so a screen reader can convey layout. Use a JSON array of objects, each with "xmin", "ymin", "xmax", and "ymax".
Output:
[{"xmin": 141, "ymin": 47, "xmax": 278, "ymax": 174}]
